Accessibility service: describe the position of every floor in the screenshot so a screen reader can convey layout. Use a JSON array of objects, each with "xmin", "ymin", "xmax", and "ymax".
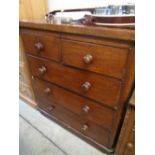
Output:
[{"xmin": 19, "ymin": 100, "xmax": 107, "ymax": 155}]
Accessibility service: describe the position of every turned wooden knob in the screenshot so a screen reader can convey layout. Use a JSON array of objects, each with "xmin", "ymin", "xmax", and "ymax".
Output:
[
  {"xmin": 48, "ymin": 105, "xmax": 55, "ymax": 112},
  {"xmin": 44, "ymin": 88, "xmax": 51, "ymax": 94},
  {"xmin": 83, "ymin": 54, "xmax": 93, "ymax": 64},
  {"xmin": 35, "ymin": 42, "xmax": 44, "ymax": 51},
  {"xmin": 127, "ymin": 142, "xmax": 133, "ymax": 149},
  {"xmin": 81, "ymin": 81, "xmax": 91, "ymax": 92},
  {"xmin": 81, "ymin": 124, "xmax": 89, "ymax": 131},
  {"xmin": 82, "ymin": 105, "xmax": 90, "ymax": 113},
  {"xmin": 38, "ymin": 66, "xmax": 47, "ymax": 75}
]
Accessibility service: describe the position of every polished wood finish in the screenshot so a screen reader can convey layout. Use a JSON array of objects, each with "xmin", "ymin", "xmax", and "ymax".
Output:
[
  {"xmin": 115, "ymin": 92, "xmax": 135, "ymax": 155},
  {"xmin": 20, "ymin": 20, "xmax": 134, "ymax": 153},
  {"xmin": 62, "ymin": 39, "xmax": 129, "ymax": 79},
  {"xmin": 20, "ymin": 19, "xmax": 135, "ymax": 41},
  {"xmin": 107, "ymin": 45, "xmax": 134, "ymax": 147},
  {"xmin": 84, "ymin": 14, "xmax": 135, "ymax": 25},
  {"xmin": 20, "ymin": 29, "xmax": 61, "ymax": 62},
  {"xmin": 62, "ymin": 34, "xmax": 133, "ymax": 49},
  {"xmin": 28, "ymin": 55, "xmax": 122, "ymax": 108},
  {"xmin": 37, "ymin": 95, "xmax": 110, "ymax": 148},
  {"xmin": 32, "ymin": 77, "xmax": 115, "ymax": 131}
]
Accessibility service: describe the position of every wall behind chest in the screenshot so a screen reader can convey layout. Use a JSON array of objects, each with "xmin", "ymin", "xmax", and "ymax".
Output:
[{"xmin": 47, "ymin": 0, "xmax": 135, "ymax": 11}]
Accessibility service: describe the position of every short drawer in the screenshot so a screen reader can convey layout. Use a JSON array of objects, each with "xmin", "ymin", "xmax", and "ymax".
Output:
[
  {"xmin": 28, "ymin": 55, "xmax": 122, "ymax": 108},
  {"xmin": 20, "ymin": 29, "xmax": 61, "ymax": 62},
  {"xmin": 62, "ymin": 40, "xmax": 129, "ymax": 79},
  {"xmin": 37, "ymin": 96, "xmax": 110, "ymax": 148},
  {"xmin": 32, "ymin": 77, "xmax": 115, "ymax": 130}
]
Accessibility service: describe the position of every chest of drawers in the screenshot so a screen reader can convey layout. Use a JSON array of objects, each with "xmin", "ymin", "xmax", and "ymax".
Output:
[{"xmin": 20, "ymin": 20, "xmax": 135, "ymax": 153}]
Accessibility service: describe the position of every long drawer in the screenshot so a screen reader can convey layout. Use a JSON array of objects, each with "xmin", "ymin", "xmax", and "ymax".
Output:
[
  {"xmin": 28, "ymin": 55, "xmax": 122, "ymax": 108},
  {"xmin": 62, "ymin": 39, "xmax": 129, "ymax": 79},
  {"xmin": 36, "ymin": 91, "xmax": 111, "ymax": 148},
  {"xmin": 32, "ymin": 77, "xmax": 115, "ymax": 130},
  {"xmin": 20, "ymin": 29, "xmax": 61, "ymax": 62}
]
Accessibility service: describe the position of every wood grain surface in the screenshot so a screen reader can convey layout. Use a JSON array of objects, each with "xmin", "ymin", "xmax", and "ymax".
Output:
[{"xmin": 20, "ymin": 21, "xmax": 134, "ymax": 153}]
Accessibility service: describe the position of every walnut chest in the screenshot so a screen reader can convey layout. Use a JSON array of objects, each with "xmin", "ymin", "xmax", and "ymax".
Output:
[{"xmin": 20, "ymin": 20, "xmax": 135, "ymax": 153}]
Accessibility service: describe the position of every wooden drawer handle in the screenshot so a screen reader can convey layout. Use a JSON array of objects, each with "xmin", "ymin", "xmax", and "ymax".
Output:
[
  {"xmin": 35, "ymin": 42, "xmax": 44, "ymax": 51},
  {"xmin": 38, "ymin": 66, "xmax": 47, "ymax": 75},
  {"xmin": 81, "ymin": 81, "xmax": 91, "ymax": 92},
  {"xmin": 44, "ymin": 88, "xmax": 51, "ymax": 94},
  {"xmin": 83, "ymin": 54, "xmax": 93, "ymax": 64},
  {"xmin": 48, "ymin": 105, "xmax": 55, "ymax": 112},
  {"xmin": 82, "ymin": 105, "xmax": 90, "ymax": 113},
  {"xmin": 81, "ymin": 124, "xmax": 89, "ymax": 131}
]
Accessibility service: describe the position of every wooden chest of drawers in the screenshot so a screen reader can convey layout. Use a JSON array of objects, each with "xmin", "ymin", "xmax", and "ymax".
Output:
[{"xmin": 20, "ymin": 20, "xmax": 135, "ymax": 153}]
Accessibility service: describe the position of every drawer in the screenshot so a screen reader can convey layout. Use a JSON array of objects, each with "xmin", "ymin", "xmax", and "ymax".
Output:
[
  {"xmin": 37, "ymin": 96, "xmax": 110, "ymax": 148},
  {"xmin": 28, "ymin": 56, "xmax": 122, "ymax": 108},
  {"xmin": 20, "ymin": 29, "xmax": 61, "ymax": 62},
  {"xmin": 62, "ymin": 40, "xmax": 129, "ymax": 79},
  {"xmin": 32, "ymin": 78, "xmax": 115, "ymax": 130}
]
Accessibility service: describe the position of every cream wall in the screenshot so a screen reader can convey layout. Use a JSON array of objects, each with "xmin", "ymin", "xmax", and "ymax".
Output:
[{"xmin": 47, "ymin": 0, "xmax": 134, "ymax": 11}]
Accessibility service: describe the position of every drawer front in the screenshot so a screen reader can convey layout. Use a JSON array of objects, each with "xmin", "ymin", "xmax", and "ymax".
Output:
[
  {"xmin": 37, "ymin": 95, "xmax": 110, "ymax": 147},
  {"xmin": 28, "ymin": 56, "xmax": 122, "ymax": 108},
  {"xmin": 20, "ymin": 29, "xmax": 61, "ymax": 62},
  {"xmin": 62, "ymin": 40, "xmax": 129, "ymax": 79},
  {"xmin": 32, "ymin": 78, "xmax": 115, "ymax": 130}
]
